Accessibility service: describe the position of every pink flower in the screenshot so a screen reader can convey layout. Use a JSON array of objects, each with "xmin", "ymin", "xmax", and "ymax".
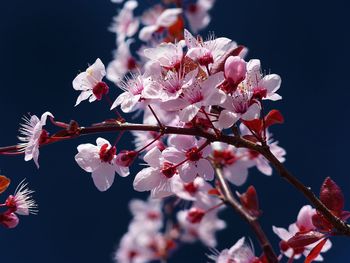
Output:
[
  {"xmin": 162, "ymin": 72, "xmax": 226, "ymax": 122},
  {"xmin": 5, "ymin": 179, "xmax": 38, "ymax": 216},
  {"xmin": 75, "ymin": 138, "xmax": 129, "ymax": 191},
  {"xmin": 110, "ymin": 72, "xmax": 150, "ymax": 113},
  {"xmin": 273, "ymin": 205, "xmax": 332, "ymax": 261},
  {"xmin": 73, "ymin": 58, "xmax": 108, "ymax": 106},
  {"xmin": 217, "ymin": 87, "xmax": 261, "ymax": 130},
  {"xmin": 139, "ymin": 8, "xmax": 182, "ymax": 41},
  {"xmin": 107, "ymin": 40, "xmax": 138, "ymax": 84},
  {"xmin": 0, "ymin": 213, "xmax": 19, "ymax": 229},
  {"xmin": 172, "ymin": 177, "xmax": 212, "ymax": 201},
  {"xmin": 208, "ymin": 237, "xmax": 259, "ymax": 263},
  {"xmin": 240, "ymin": 124, "xmax": 286, "ymax": 176},
  {"xmin": 224, "ymin": 56, "xmax": 247, "ymax": 86},
  {"xmin": 144, "ymin": 41, "xmax": 183, "ymax": 70},
  {"xmin": 184, "ymin": 0, "xmax": 215, "ymax": 33},
  {"xmin": 185, "ymin": 29, "xmax": 236, "ymax": 68},
  {"xmin": 109, "ymin": 0, "xmax": 139, "ymax": 43},
  {"xmin": 18, "ymin": 111, "xmax": 53, "ymax": 168},
  {"xmin": 177, "ymin": 208, "xmax": 226, "ymax": 247},
  {"xmin": 245, "ymin": 59, "xmax": 282, "ymax": 101},
  {"xmin": 163, "ymin": 135, "xmax": 214, "ymax": 182},
  {"xmin": 133, "ymin": 147, "xmax": 178, "ymax": 198},
  {"xmin": 211, "ymin": 142, "xmax": 254, "ymax": 186},
  {"xmin": 128, "ymin": 198, "xmax": 163, "ymax": 232},
  {"xmin": 143, "ymin": 68, "xmax": 198, "ymax": 102}
]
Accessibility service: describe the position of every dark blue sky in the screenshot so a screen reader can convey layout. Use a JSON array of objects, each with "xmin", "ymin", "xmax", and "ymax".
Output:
[{"xmin": 0, "ymin": 0, "xmax": 349, "ymax": 262}]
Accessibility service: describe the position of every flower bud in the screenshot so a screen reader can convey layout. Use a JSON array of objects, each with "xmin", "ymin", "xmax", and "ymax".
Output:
[
  {"xmin": 224, "ymin": 56, "xmax": 246, "ymax": 86},
  {"xmin": 92, "ymin": 81, "xmax": 109, "ymax": 100},
  {"xmin": 0, "ymin": 212, "xmax": 19, "ymax": 229}
]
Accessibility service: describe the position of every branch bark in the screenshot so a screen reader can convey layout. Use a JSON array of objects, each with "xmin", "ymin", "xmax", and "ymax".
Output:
[
  {"xmin": 1, "ymin": 120, "xmax": 350, "ymax": 236},
  {"xmin": 215, "ymin": 167, "xmax": 278, "ymax": 263}
]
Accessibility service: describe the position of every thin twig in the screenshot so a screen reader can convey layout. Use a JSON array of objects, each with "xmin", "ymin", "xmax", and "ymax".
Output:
[{"xmin": 215, "ymin": 167, "xmax": 278, "ymax": 263}]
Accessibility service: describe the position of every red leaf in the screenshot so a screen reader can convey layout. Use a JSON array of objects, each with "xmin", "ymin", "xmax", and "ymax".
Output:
[
  {"xmin": 287, "ymin": 231, "xmax": 324, "ymax": 249},
  {"xmin": 243, "ymin": 119, "xmax": 263, "ymax": 135},
  {"xmin": 0, "ymin": 175, "xmax": 10, "ymax": 194},
  {"xmin": 312, "ymin": 213, "xmax": 332, "ymax": 232},
  {"xmin": 238, "ymin": 186, "xmax": 261, "ymax": 217},
  {"xmin": 304, "ymin": 238, "xmax": 328, "ymax": 263},
  {"xmin": 264, "ymin": 110, "xmax": 284, "ymax": 127},
  {"xmin": 340, "ymin": 211, "xmax": 350, "ymax": 221},
  {"xmin": 320, "ymin": 177, "xmax": 344, "ymax": 214}
]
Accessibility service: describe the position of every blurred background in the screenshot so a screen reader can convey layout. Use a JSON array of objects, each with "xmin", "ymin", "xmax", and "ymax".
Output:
[{"xmin": 0, "ymin": 0, "xmax": 349, "ymax": 262}]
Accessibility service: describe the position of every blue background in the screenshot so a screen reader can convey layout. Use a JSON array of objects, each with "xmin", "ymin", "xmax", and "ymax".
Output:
[{"xmin": 0, "ymin": 0, "xmax": 349, "ymax": 262}]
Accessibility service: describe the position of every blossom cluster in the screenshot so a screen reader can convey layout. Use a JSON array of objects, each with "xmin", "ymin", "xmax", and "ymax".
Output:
[{"xmin": 1, "ymin": 0, "xmax": 348, "ymax": 262}]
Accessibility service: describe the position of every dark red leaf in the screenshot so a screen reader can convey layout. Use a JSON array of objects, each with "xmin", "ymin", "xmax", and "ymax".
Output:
[
  {"xmin": 340, "ymin": 211, "xmax": 350, "ymax": 221},
  {"xmin": 264, "ymin": 110, "xmax": 284, "ymax": 127},
  {"xmin": 287, "ymin": 231, "xmax": 324, "ymax": 249},
  {"xmin": 242, "ymin": 119, "xmax": 263, "ymax": 135},
  {"xmin": 0, "ymin": 175, "xmax": 10, "ymax": 194},
  {"xmin": 304, "ymin": 238, "xmax": 328, "ymax": 263},
  {"xmin": 210, "ymin": 45, "xmax": 246, "ymax": 74},
  {"xmin": 238, "ymin": 186, "xmax": 261, "ymax": 217},
  {"xmin": 320, "ymin": 177, "xmax": 344, "ymax": 214},
  {"xmin": 312, "ymin": 213, "xmax": 332, "ymax": 232}
]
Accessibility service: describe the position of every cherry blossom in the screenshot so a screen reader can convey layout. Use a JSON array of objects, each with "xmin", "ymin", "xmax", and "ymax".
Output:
[
  {"xmin": 109, "ymin": 0, "xmax": 139, "ymax": 43},
  {"xmin": 245, "ymin": 59, "xmax": 282, "ymax": 101},
  {"xmin": 208, "ymin": 237, "xmax": 260, "ymax": 263},
  {"xmin": 177, "ymin": 208, "xmax": 226, "ymax": 247},
  {"xmin": 133, "ymin": 146, "xmax": 178, "ymax": 198},
  {"xmin": 107, "ymin": 40, "xmax": 138, "ymax": 84},
  {"xmin": 144, "ymin": 41, "xmax": 183, "ymax": 70},
  {"xmin": 185, "ymin": 29, "xmax": 236, "ymax": 69},
  {"xmin": 162, "ymin": 72, "xmax": 226, "ymax": 122},
  {"xmin": 163, "ymin": 135, "xmax": 214, "ymax": 182},
  {"xmin": 172, "ymin": 176, "xmax": 212, "ymax": 201},
  {"xmin": 75, "ymin": 138, "xmax": 129, "ymax": 191},
  {"xmin": 211, "ymin": 142, "xmax": 254, "ymax": 186},
  {"xmin": 184, "ymin": 0, "xmax": 215, "ymax": 33},
  {"xmin": 18, "ymin": 111, "xmax": 53, "ymax": 168},
  {"xmin": 73, "ymin": 58, "xmax": 108, "ymax": 106},
  {"xmin": 240, "ymin": 124, "xmax": 286, "ymax": 176},
  {"xmin": 273, "ymin": 205, "xmax": 332, "ymax": 261},
  {"xmin": 139, "ymin": 8, "xmax": 182, "ymax": 41},
  {"xmin": 216, "ymin": 87, "xmax": 261, "ymax": 130},
  {"xmin": 5, "ymin": 179, "xmax": 38, "ymax": 215},
  {"xmin": 110, "ymin": 72, "xmax": 151, "ymax": 113}
]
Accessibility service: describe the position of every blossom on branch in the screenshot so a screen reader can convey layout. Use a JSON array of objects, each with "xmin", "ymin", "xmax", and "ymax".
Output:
[
  {"xmin": 18, "ymin": 111, "xmax": 53, "ymax": 168},
  {"xmin": 75, "ymin": 138, "xmax": 129, "ymax": 191}
]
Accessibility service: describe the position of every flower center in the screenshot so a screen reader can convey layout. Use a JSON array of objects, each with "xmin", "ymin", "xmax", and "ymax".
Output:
[
  {"xmin": 183, "ymin": 182, "xmax": 198, "ymax": 194},
  {"xmin": 187, "ymin": 208, "xmax": 205, "ymax": 223},
  {"xmin": 185, "ymin": 147, "xmax": 202, "ymax": 162},
  {"xmin": 161, "ymin": 162, "xmax": 177, "ymax": 178},
  {"xmin": 213, "ymin": 150, "xmax": 237, "ymax": 166},
  {"xmin": 127, "ymin": 57, "xmax": 136, "ymax": 70},
  {"xmin": 92, "ymin": 81, "xmax": 109, "ymax": 100},
  {"xmin": 99, "ymin": 144, "xmax": 116, "ymax": 163},
  {"xmin": 198, "ymin": 52, "xmax": 214, "ymax": 66}
]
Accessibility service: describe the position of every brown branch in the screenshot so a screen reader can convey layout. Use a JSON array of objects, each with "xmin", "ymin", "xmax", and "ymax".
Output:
[
  {"xmin": 1, "ymin": 121, "xmax": 350, "ymax": 236},
  {"xmin": 255, "ymin": 146, "xmax": 350, "ymax": 236},
  {"xmin": 215, "ymin": 167, "xmax": 278, "ymax": 263}
]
